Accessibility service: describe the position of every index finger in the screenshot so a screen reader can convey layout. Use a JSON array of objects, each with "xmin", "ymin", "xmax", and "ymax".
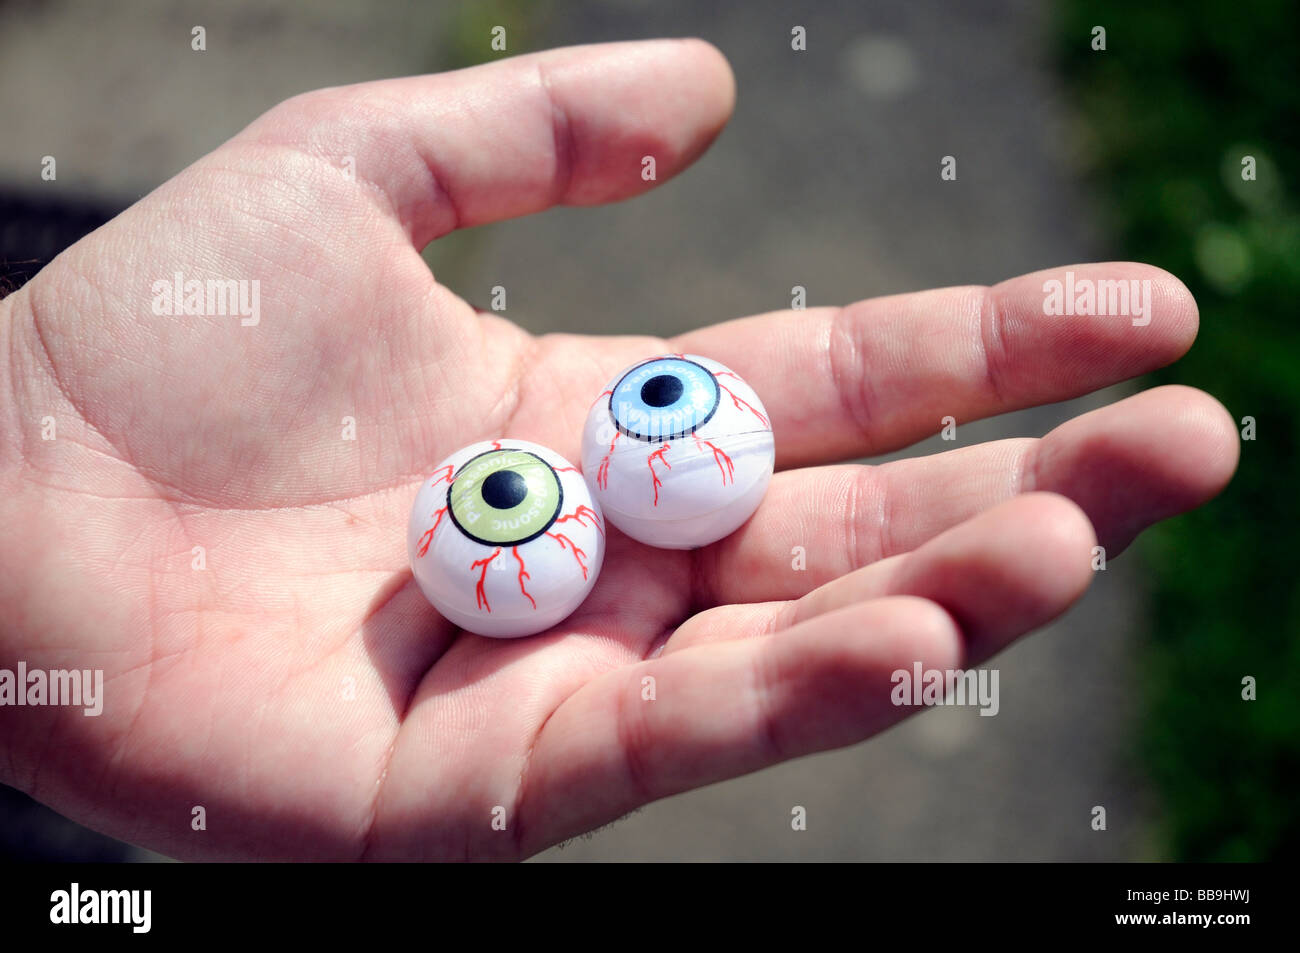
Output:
[{"xmin": 670, "ymin": 262, "xmax": 1199, "ymax": 468}]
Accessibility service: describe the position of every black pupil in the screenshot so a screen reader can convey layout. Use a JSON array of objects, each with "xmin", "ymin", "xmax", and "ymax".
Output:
[
  {"xmin": 641, "ymin": 374, "xmax": 684, "ymax": 407},
  {"xmin": 481, "ymin": 469, "xmax": 528, "ymax": 509}
]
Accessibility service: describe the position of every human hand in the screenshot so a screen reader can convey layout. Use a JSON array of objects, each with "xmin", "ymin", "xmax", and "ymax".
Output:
[{"xmin": 0, "ymin": 39, "xmax": 1237, "ymax": 860}]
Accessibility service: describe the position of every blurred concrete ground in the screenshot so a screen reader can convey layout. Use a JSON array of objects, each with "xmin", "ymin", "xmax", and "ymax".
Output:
[{"xmin": 0, "ymin": 0, "xmax": 1152, "ymax": 861}]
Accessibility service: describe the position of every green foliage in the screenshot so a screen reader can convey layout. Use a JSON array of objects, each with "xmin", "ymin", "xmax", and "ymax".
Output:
[
  {"xmin": 1056, "ymin": 1, "xmax": 1300, "ymax": 859},
  {"xmin": 439, "ymin": 0, "xmax": 549, "ymax": 71}
]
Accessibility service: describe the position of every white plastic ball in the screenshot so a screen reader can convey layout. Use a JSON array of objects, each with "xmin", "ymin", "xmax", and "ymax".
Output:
[
  {"xmin": 407, "ymin": 439, "xmax": 606, "ymax": 638},
  {"xmin": 580, "ymin": 354, "xmax": 775, "ymax": 549}
]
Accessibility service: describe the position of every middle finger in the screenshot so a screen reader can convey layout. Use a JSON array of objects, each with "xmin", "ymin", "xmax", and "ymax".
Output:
[{"xmin": 690, "ymin": 385, "xmax": 1237, "ymax": 606}]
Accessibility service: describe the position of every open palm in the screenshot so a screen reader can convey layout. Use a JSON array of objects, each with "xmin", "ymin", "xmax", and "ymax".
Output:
[{"xmin": 0, "ymin": 40, "xmax": 1237, "ymax": 860}]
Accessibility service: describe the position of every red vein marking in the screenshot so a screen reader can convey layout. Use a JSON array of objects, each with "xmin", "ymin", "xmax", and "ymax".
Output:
[
  {"xmin": 490, "ymin": 440, "xmax": 503, "ymax": 450},
  {"xmin": 695, "ymin": 437, "xmax": 735, "ymax": 485},
  {"xmin": 717, "ymin": 382, "xmax": 770, "ymax": 428},
  {"xmin": 428, "ymin": 464, "xmax": 454, "ymax": 488},
  {"xmin": 416, "ymin": 506, "xmax": 448, "ymax": 557},
  {"xmin": 512, "ymin": 546, "xmax": 536, "ymax": 609},
  {"xmin": 470, "ymin": 548, "xmax": 501, "ymax": 611},
  {"xmin": 597, "ymin": 432, "xmax": 620, "ymax": 489},
  {"xmin": 554, "ymin": 465, "xmax": 580, "ymax": 473},
  {"xmin": 648, "ymin": 442, "xmax": 672, "ymax": 506},
  {"xmin": 554, "ymin": 504, "xmax": 605, "ymax": 536},
  {"xmin": 546, "ymin": 532, "xmax": 589, "ymax": 580},
  {"xmin": 667, "ymin": 352, "xmax": 686, "ymax": 359}
]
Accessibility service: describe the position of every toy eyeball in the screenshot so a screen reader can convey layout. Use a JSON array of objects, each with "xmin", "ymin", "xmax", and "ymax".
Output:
[
  {"xmin": 407, "ymin": 440, "xmax": 605, "ymax": 638},
  {"xmin": 580, "ymin": 354, "xmax": 775, "ymax": 549}
]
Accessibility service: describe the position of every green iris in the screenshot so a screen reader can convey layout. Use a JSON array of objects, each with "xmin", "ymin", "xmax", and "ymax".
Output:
[{"xmin": 447, "ymin": 449, "xmax": 563, "ymax": 546}]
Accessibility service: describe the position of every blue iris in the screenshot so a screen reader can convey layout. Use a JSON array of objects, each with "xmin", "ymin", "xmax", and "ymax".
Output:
[{"xmin": 609, "ymin": 357, "xmax": 720, "ymax": 441}]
